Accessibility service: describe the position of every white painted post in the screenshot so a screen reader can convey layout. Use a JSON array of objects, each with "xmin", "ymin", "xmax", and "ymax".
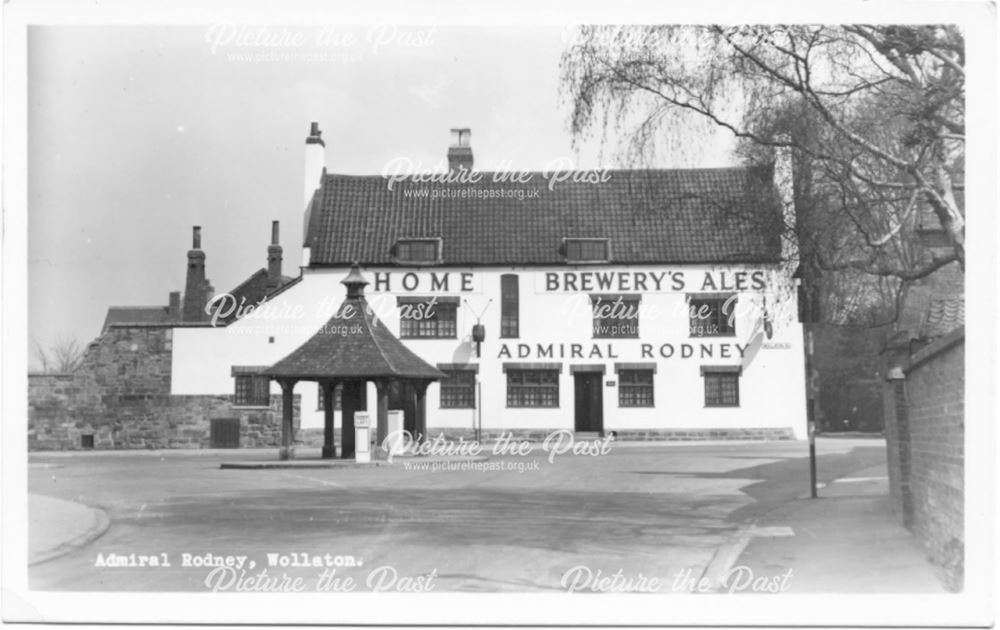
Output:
[
  {"xmin": 387, "ymin": 409, "xmax": 404, "ymax": 456},
  {"xmin": 354, "ymin": 411, "xmax": 371, "ymax": 463}
]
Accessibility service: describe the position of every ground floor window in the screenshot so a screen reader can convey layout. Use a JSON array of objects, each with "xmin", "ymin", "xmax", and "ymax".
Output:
[
  {"xmin": 701, "ymin": 366, "xmax": 741, "ymax": 407},
  {"xmin": 440, "ymin": 370, "xmax": 476, "ymax": 408},
  {"xmin": 506, "ymin": 369, "xmax": 559, "ymax": 407},
  {"xmin": 618, "ymin": 369, "xmax": 654, "ymax": 407},
  {"xmin": 232, "ymin": 367, "xmax": 270, "ymax": 407}
]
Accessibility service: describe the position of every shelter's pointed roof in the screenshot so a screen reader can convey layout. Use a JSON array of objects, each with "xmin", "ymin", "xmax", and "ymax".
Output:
[{"xmin": 263, "ymin": 265, "xmax": 445, "ymax": 381}]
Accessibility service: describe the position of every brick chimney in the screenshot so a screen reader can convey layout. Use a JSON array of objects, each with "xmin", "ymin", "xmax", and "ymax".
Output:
[
  {"xmin": 447, "ymin": 128, "xmax": 473, "ymax": 173},
  {"xmin": 182, "ymin": 226, "xmax": 208, "ymax": 322},
  {"xmin": 168, "ymin": 291, "xmax": 181, "ymax": 320},
  {"xmin": 267, "ymin": 220, "xmax": 283, "ymax": 289}
]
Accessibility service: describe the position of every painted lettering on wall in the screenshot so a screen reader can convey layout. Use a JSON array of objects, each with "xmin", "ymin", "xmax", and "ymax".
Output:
[
  {"xmin": 496, "ymin": 342, "xmax": 750, "ymax": 360},
  {"xmin": 541, "ymin": 270, "xmax": 767, "ymax": 293},
  {"xmin": 372, "ymin": 272, "xmax": 478, "ymax": 293}
]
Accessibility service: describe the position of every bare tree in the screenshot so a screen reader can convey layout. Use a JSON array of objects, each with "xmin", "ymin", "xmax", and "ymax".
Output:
[
  {"xmin": 560, "ymin": 25, "xmax": 965, "ymax": 283},
  {"xmin": 32, "ymin": 334, "xmax": 84, "ymax": 373}
]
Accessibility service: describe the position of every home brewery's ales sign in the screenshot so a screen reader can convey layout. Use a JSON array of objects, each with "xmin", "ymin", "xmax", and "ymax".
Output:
[
  {"xmin": 539, "ymin": 270, "xmax": 769, "ymax": 293},
  {"xmin": 366, "ymin": 269, "xmax": 772, "ymax": 294}
]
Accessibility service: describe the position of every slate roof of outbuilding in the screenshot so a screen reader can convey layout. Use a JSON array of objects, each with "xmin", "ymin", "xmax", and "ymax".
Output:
[
  {"xmin": 263, "ymin": 268, "xmax": 445, "ymax": 381},
  {"xmin": 305, "ymin": 165, "xmax": 784, "ymax": 266},
  {"xmin": 215, "ymin": 269, "xmax": 297, "ymax": 324},
  {"xmin": 102, "ymin": 306, "xmax": 174, "ymax": 331}
]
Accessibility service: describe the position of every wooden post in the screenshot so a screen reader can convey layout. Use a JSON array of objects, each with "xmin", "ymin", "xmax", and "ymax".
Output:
[
  {"xmin": 278, "ymin": 379, "xmax": 297, "ymax": 461},
  {"xmin": 321, "ymin": 380, "xmax": 336, "ymax": 459},
  {"xmin": 375, "ymin": 379, "xmax": 389, "ymax": 457},
  {"xmin": 414, "ymin": 380, "xmax": 429, "ymax": 444}
]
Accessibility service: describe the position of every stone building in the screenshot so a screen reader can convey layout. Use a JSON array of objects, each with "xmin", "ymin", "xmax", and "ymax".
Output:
[{"xmin": 28, "ymin": 224, "xmax": 299, "ymax": 450}]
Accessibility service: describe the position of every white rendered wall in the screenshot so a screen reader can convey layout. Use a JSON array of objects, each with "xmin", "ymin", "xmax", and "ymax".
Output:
[{"xmin": 172, "ymin": 264, "xmax": 807, "ymax": 438}]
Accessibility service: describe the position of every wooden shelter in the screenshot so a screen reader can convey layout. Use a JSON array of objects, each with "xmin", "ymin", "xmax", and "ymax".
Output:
[{"xmin": 263, "ymin": 264, "xmax": 445, "ymax": 460}]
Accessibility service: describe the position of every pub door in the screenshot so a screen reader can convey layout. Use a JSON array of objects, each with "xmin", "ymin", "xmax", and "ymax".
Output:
[{"xmin": 573, "ymin": 372, "xmax": 604, "ymax": 434}]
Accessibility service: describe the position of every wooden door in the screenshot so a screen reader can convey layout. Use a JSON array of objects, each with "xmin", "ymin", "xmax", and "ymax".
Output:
[{"xmin": 573, "ymin": 373, "xmax": 604, "ymax": 433}]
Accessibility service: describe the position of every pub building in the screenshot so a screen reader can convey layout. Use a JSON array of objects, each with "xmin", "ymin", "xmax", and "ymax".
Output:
[{"xmin": 170, "ymin": 124, "xmax": 807, "ymax": 452}]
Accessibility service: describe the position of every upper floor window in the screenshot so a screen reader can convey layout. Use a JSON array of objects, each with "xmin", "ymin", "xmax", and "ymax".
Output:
[
  {"xmin": 393, "ymin": 238, "xmax": 441, "ymax": 264},
  {"xmin": 592, "ymin": 294, "xmax": 640, "ymax": 338},
  {"xmin": 500, "ymin": 274, "xmax": 519, "ymax": 338},
  {"xmin": 398, "ymin": 296, "xmax": 458, "ymax": 339},
  {"xmin": 688, "ymin": 293, "xmax": 737, "ymax": 337},
  {"xmin": 564, "ymin": 238, "xmax": 609, "ymax": 263}
]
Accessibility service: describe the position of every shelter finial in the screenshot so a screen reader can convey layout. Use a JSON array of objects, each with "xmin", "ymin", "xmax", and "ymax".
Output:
[{"xmin": 341, "ymin": 262, "xmax": 369, "ymax": 298}]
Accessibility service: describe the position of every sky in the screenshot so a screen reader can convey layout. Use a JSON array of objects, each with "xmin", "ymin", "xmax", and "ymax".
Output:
[{"xmin": 27, "ymin": 24, "xmax": 736, "ymax": 367}]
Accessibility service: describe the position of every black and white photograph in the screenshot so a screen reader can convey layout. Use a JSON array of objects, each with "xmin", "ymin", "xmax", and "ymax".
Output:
[{"xmin": 1, "ymin": 0, "xmax": 995, "ymax": 626}]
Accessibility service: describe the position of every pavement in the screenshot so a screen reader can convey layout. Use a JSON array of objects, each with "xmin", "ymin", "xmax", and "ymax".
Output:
[
  {"xmin": 723, "ymin": 464, "xmax": 947, "ymax": 593},
  {"xmin": 25, "ymin": 438, "xmax": 948, "ymax": 593},
  {"xmin": 28, "ymin": 494, "xmax": 110, "ymax": 565}
]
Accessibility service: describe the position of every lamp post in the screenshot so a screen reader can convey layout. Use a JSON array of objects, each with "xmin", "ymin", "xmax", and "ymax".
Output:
[{"xmin": 795, "ymin": 263, "xmax": 822, "ymax": 499}]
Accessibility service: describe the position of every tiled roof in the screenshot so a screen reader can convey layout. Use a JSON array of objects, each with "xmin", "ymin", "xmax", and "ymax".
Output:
[
  {"xmin": 217, "ymin": 269, "xmax": 297, "ymax": 325},
  {"xmin": 920, "ymin": 298, "xmax": 965, "ymax": 339},
  {"xmin": 102, "ymin": 306, "xmax": 174, "ymax": 331},
  {"xmin": 306, "ymin": 166, "xmax": 784, "ymax": 266},
  {"xmin": 264, "ymin": 272, "xmax": 446, "ymax": 381}
]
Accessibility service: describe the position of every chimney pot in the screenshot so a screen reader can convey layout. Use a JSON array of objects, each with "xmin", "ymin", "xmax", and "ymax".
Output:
[
  {"xmin": 447, "ymin": 128, "xmax": 473, "ymax": 173},
  {"xmin": 271, "ymin": 220, "xmax": 280, "ymax": 245},
  {"xmin": 306, "ymin": 122, "xmax": 325, "ymax": 147},
  {"xmin": 183, "ymin": 228, "xmax": 208, "ymax": 322},
  {"xmin": 449, "ymin": 128, "xmax": 471, "ymax": 147}
]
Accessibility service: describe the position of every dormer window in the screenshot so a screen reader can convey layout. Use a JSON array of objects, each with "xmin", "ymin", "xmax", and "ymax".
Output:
[
  {"xmin": 393, "ymin": 238, "xmax": 441, "ymax": 265},
  {"xmin": 564, "ymin": 238, "xmax": 609, "ymax": 263}
]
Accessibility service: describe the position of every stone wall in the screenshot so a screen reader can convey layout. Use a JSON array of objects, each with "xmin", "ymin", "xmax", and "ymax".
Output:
[
  {"xmin": 883, "ymin": 327, "xmax": 964, "ymax": 590},
  {"xmin": 28, "ymin": 325, "xmax": 298, "ymax": 450}
]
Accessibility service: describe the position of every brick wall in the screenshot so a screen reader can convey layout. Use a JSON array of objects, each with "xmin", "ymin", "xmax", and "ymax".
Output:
[
  {"xmin": 28, "ymin": 325, "xmax": 299, "ymax": 450},
  {"xmin": 882, "ymin": 327, "xmax": 964, "ymax": 590}
]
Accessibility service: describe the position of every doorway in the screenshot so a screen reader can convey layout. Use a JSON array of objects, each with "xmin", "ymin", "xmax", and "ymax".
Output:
[
  {"xmin": 209, "ymin": 417, "xmax": 241, "ymax": 448},
  {"xmin": 573, "ymin": 372, "xmax": 604, "ymax": 433}
]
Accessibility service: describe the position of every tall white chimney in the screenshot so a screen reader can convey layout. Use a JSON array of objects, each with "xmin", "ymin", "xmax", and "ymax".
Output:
[
  {"xmin": 304, "ymin": 122, "xmax": 326, "ymax": 208},
  {"xmin": 303, "ymin": 122, "xmax": 326, "ymax": 267}
]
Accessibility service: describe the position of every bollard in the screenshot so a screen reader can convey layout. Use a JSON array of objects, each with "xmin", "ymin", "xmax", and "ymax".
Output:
[{"xmin": 354, "ymin": 411, "xmax": 371, "ymax": 463}]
